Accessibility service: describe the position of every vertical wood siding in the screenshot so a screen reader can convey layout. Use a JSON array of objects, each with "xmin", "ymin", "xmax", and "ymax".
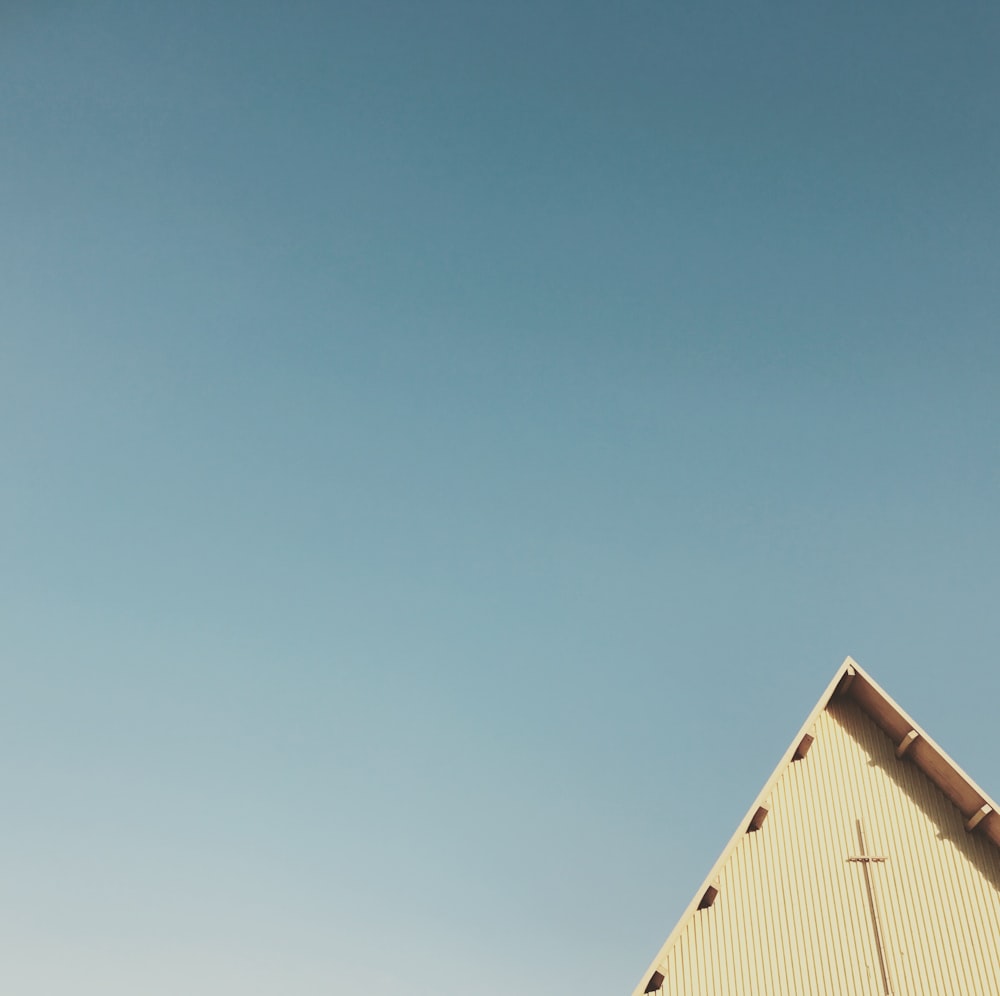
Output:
[{"xmin": 649, "ymin": 699, "xmax": 1000, "ymax": 995}]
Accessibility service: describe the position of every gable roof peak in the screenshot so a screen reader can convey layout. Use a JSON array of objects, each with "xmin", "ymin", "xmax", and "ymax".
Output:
[{"xmin": 634, "ymin": 656, "xmax": 1000, "ymax": 996}]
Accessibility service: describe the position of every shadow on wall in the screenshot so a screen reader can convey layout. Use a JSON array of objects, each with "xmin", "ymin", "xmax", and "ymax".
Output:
[{"xmin": 826, "ymin": 698, "xmax": 1000, "ymax": 895}]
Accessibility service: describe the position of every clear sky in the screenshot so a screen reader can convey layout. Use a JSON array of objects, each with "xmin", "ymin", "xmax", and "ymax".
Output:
[{"xmin": 2, "ymin": 3, "xmax": 999, "ymax": 994}]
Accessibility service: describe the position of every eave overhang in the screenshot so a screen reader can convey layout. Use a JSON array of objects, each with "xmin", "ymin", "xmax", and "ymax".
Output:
[{"xmin": 633, "ymin": 655, "xmax": 1000, "ymax": 996}]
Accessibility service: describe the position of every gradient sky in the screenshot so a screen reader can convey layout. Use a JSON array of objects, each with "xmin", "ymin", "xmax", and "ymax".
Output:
[{"xmin": 2, "ymin": 3, "xmax": 999, "ymax": 994}]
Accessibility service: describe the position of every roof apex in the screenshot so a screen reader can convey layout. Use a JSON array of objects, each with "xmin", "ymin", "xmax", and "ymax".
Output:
[{"xmin": 632, "ymin": 655, "xmax": 1000, "ymax": 996}]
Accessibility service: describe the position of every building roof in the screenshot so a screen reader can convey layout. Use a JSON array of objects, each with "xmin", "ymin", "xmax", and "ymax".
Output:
[{"xmin": 634, "ymin": 657, "xmax": 1000, "ymax": 995}]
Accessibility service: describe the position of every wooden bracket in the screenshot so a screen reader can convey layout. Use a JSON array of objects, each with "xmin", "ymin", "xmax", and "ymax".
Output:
[
  {"xmin": 895, "ymin": 730, "xmax": 919, "ymax": 758},
  {"xmin": 836, "ymin": 665, "xmax": 857, "ymax": 697},
  {"xmin": 966, "ymin": 804, "xmax": 992, "ymax": 833},
  {"xmin": 747, "ymin": 806, "xmax": 769, "ymax": 833},
  {"xmin": 698, "ymin": 883, "xmax": 719, "ymax": 910},
  {"xmin": 793, "ymin": 734, "xmax": 814, "ymax": 761}
]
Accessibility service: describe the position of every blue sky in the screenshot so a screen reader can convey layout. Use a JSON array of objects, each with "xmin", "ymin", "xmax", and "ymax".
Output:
[{"xmin": 2, "ymin": 2, "xmax": 999, "ymax": 993}]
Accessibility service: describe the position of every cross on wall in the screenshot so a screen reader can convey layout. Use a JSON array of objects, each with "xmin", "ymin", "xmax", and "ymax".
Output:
[{"xmin": 847, "ymin": 818, "xmax": 892, "ymax": 996}]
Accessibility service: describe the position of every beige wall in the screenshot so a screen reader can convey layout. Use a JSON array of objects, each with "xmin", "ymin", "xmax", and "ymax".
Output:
[{"xmin": 641, "ymin": 698, "xmax": 1000, "ymax": 995}]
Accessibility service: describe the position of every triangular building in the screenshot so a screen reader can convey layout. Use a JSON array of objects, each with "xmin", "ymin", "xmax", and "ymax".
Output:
[{"xmin": 634, "ymin": 657, "xmax": 1000, "ymax": 995}]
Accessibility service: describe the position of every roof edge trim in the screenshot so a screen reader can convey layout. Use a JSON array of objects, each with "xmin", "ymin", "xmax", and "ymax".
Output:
[
  {"xmin": 630, "ymin": 655, "xmax": 1000, "ymax": 996},
  {"xmin": 631, "ymin": 657, "xmax": 855, "ymax": 996}
]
